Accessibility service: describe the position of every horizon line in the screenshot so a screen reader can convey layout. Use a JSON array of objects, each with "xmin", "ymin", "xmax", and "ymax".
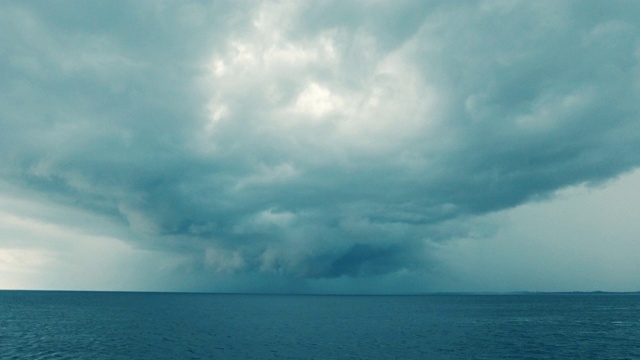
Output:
[{"xmin": 2, "ymin": 289, "xmax": 639, "ymax": 296}]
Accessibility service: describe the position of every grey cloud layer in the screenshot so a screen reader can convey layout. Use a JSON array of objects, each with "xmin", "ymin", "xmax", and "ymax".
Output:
[{"xmin": 2, "ymin": 1, "xmax": 639, "ymax": 284}]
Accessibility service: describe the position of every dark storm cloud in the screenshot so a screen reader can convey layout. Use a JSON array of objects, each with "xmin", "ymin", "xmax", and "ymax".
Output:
[{"xmin": 1, "ymin": 0, "xmax": 639, "ymax": 285}]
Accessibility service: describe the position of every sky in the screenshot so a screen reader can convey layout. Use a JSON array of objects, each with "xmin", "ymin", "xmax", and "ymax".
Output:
[{"xmin": 1, "ymin": 0, "xmax": 640, "ymax": 293}]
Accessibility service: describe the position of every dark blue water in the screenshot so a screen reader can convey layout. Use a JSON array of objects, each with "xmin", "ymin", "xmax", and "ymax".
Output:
[{"xmin": 1, "ymin": 292, "xmax": 639, "ymax": 359}]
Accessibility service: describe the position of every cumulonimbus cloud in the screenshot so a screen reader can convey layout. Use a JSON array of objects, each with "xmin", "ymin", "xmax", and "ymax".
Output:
[{"xmin": 1, "ymin": 1, "xmax": 639, "ymax": 284}]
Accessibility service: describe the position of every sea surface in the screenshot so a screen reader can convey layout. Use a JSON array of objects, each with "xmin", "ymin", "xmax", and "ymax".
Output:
[{"xmin": 1, "ymin": 291, "xmax": 639, "ymax": 359}]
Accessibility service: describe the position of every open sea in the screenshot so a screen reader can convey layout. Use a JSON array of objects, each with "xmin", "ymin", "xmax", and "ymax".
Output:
[{"xmin": 1, "ymin": 291, "xmax": 639, "ymax": 359}]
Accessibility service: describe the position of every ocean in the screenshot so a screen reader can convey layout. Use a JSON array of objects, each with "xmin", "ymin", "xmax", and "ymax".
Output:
[{"xmin": 1, "ymin": 291, "xmax": 639, "ymax": 359}]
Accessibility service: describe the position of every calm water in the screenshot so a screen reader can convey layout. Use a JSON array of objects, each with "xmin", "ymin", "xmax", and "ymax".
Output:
[{"xmin": 1, "ymin": 292, "xmax": 639, "ymax": 359}]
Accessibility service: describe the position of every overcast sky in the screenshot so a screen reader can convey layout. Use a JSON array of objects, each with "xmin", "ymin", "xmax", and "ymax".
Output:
[{"xmin": 1, "ymin": 0, "xmax": 639, "ymax": 293}]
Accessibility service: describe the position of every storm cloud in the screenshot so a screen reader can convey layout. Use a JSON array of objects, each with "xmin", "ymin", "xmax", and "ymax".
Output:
[{"xmin": 2, "ymin": 1, "xmax": 640, "ymax": 291}]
